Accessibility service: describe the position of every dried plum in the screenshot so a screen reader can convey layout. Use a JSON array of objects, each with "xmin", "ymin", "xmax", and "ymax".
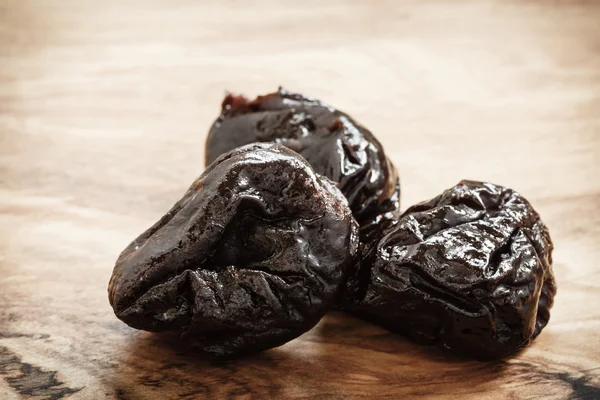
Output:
[
  {"xmin": 344, "ymin": 180, "xmax": 556, "ymax": 360},
  {"xmin": 204, "ymin": 87, "xmax": 400, "ymax": 226},
  {"xmin": 109, "ymin": 143, "xmax": 359, "ymax": 357}
]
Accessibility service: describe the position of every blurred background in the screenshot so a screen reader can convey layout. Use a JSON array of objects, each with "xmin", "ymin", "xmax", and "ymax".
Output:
[
  {"xmin": 1, "ymin": 1, "xmax": 599, "ymax": 399},
  {"xmin": 2, "ymin": 0, "xmax": 599, "ymax": 269},
  {"xmin": 2, "ymin": 1, "xmax": 598, "ymax": 204}
]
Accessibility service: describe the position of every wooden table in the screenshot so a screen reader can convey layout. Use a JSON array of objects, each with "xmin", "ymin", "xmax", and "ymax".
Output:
[{"xmin": 1, "ymin": 1, "xmax": 599, "ymax": 399}]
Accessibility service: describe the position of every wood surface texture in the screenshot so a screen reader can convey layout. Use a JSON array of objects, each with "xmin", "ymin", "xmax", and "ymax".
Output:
[{"xmin": 1, "ymin": 0, "xmax": 599, "ymax": 399}]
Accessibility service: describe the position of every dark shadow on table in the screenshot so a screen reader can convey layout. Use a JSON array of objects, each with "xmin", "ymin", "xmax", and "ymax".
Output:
[{"xmin": 109, "ymin": 312, "xmax": 508, "ymax": 399}]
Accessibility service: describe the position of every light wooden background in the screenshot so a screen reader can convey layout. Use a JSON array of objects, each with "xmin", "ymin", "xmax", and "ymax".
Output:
[{"xmin": 1, "ymin": 1, "xmax": 599, "ymax": 399}]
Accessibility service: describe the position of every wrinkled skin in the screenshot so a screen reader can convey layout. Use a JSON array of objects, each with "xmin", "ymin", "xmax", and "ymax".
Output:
[
  {"xmin": 109, "ymin": 143, "xmax": 359, "ymax": 357},
  {"xmin": 344, "ymin": 180, "xmax": 556, "ymax": 360},
  {"xmin": 205, "ymin": 88, "xmax": 400, "ymax": 226}
]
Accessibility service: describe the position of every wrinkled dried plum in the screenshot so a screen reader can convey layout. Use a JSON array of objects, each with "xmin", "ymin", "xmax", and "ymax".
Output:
[
  {"xmin": 204, "ymin": 87, "xmax": 400, "ymax": 226},
  {"xmin": 344, "ymin": 180, "xmax": 556, "ymax": 360},
  {"xmin": 109, "ymin": 143, "xmax": 359, "ymax": 357}
]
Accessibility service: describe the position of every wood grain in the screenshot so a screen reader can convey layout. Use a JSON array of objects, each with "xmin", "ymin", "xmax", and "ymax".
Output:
[{"xmin": 1, "ymin": 0, "xmax": 599, "ymax": 399}]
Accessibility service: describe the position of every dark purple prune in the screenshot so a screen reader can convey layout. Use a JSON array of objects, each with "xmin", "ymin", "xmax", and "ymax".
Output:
[
  {"xmin": 344, "ymin": 180, "xmax": 556, "ymax": 360},
  {"xmin": 204, "ymin": 87, "xmax": 400, "ymax": 226},
  {"xmin": 108, "ymin": 143, "xmax": 359, "ymax": 357}
]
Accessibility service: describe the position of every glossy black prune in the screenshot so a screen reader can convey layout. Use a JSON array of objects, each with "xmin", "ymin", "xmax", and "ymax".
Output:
[
  {"xmin": 108, "ymin": 143, "xmax": 359, "ymax": 357},
  {"xmin": 204, "ymin": 88, "xmax": 400, "ymax": 226},
  {"xmin": 344, "ymin": 180, "xmax": 556, "ymax": 360}
]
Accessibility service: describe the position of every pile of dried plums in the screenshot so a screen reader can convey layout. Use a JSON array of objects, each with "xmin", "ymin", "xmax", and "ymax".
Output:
[{"xmin": 109, "ymin": 88, "xmax": 556, "ymax": 360}]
